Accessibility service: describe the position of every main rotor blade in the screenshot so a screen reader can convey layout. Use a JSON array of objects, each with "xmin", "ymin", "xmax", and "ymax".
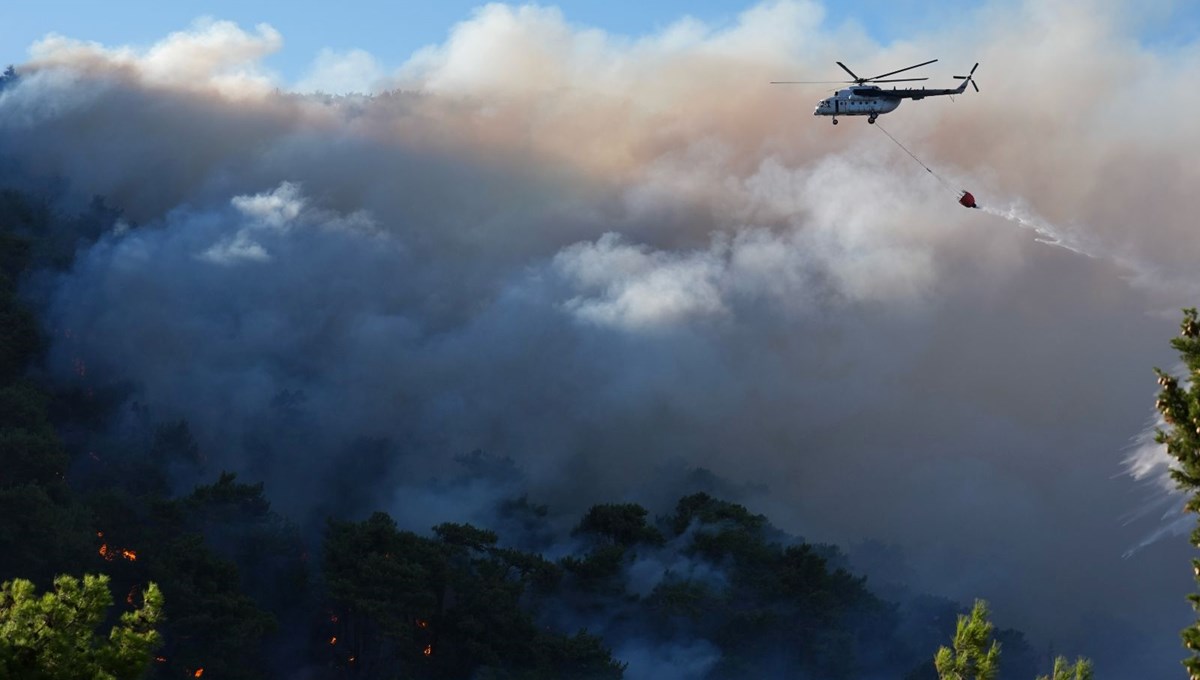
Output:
[
  {"xmin": 953, "ymin": 64, "xmax": 980, "ymax": 80},
  {"xmin": 769, "ymin": 80, "xmax": 853, "ymax": 84},
  {"xmin": 836, "ymin": 61, "xmax": 861, "ymax": 82},
  {"xmin": 865, "ymin": 58, "xmax": 938, "ymax": 82},
  {"xmin": 971, "ymin": 80, "xmax": 979, "ymax": 92},
  {"xmin": 870, "ymin": 77, "xmax": 928, "ymax": 83}
]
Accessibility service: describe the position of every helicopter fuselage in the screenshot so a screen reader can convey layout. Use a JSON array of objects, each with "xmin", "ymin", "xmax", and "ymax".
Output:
[{"xmin": 814, "ymin": 86, "xmax": 901, "ymax": 124}]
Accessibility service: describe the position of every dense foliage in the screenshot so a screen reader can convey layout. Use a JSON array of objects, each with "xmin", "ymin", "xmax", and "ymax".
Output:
[
  {"xmin": 323, "ymin": 513, "xmax": 619, "ymax": 679},
  {"xmin": 0, "ymin": 574, "xmax": 162, "ymax": 680}
]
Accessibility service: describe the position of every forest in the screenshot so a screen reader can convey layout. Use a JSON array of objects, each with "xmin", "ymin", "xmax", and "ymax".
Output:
[{"xmin": 0, "ymin": 180, "xmax": 1080, "ymax": 679}]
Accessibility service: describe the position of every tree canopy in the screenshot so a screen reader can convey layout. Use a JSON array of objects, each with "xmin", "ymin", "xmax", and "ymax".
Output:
[{"xmin": 0, "ymin": 573, "xmax": 162, "ymax": 680}]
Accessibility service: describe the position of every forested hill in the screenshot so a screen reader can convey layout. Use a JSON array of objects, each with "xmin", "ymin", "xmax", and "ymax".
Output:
[{"xmin": 0, "ymin": 184, "xmax": 1039, "ymax": 679}]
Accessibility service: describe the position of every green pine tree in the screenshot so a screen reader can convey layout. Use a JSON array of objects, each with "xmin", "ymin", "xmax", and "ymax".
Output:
[
  {"xmin": 1154, "ymin": 307, "xmax": 1200, "ymax": 678},
  {"xmin": 1034, "ymin": 656, "xmax": 1093, "ymax": 680},
  {"xmin": 934, "ymin": 599, "xmax": 1001, "ymax": 680},
  {"xmin": 0, "ymin": 573, "xmax": 162, "ymax": 680}
]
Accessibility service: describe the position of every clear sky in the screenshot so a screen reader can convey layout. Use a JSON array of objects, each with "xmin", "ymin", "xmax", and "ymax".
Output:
[{"xmin": 2, "ymin": 1, "xmax": 1196, "ymax": 83}]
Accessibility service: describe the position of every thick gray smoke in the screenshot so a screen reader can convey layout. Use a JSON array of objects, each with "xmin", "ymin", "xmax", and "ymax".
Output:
[{"xmin": 2, "ymin": 1, "xmax": 1198, "ymax": 675}]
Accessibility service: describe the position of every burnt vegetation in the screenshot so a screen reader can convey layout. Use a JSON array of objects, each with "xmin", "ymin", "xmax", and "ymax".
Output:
[{"xmin": 0, "ymin": 184, "xmax": 1045, "ymax": 678}]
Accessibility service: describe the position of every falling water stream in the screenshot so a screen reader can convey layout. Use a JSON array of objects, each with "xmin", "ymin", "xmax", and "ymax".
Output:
[{"xmin": 873, "ymin": 121, "xmax": 1192, "ymax": 557}]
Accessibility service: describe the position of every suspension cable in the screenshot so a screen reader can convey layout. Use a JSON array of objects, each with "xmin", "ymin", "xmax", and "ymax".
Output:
[{"xmin": 874, "ymin": 121, "xmax": 957, "ymax": 196}]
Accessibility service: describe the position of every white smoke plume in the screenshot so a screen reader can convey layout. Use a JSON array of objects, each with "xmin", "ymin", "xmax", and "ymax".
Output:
[{"xmin": 3, "ymin": 0, "xmax": 1199, "ymax": 675}]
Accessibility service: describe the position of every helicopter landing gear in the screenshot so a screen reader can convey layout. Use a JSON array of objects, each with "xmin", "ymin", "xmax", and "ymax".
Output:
[
  {"xmin": 832, "ymin": 118, "xmax": 838, "ymax": 125},
  {"xmin": 868, "ymin": 114, "xmax": 877, "ymax": 124}
]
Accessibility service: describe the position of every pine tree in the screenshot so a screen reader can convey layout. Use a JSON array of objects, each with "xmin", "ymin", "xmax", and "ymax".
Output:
[
  {"xmin": 1154, "ymin": 307, "xmax": 1200, "ymax": 678},
  {"xmin": 934, "ymin": 599, "xmax": 1001, "ymax": 680},
  {"xmin": 0, "ymin": 573, "xmax": 162, "ymax": 680},
  {"xmin": 1034, "ymin": 656, "xmax": 1093, "ymax": 680}
]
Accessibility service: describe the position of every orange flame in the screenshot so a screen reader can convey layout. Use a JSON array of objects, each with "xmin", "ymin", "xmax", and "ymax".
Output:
[
  {"xmin": 416, "ymin": 619, "xmax": 429, "ymax": 629},
  {"xmin": 329, "ymin": 636, "xmax": 337, "ymax": 646},
  {"xmin": 97, "ymin": 533, "xmax": 137, "ymax": 562},
  {"xmin": 423, "ymin": 644, "xmax": 433, "ymax": 657},
  {"xmin": 194, "ymin": 669, "xmax": 204, "ymax": 678}
]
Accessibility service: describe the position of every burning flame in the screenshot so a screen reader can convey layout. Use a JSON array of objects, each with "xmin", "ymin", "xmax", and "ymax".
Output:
[
  {"xmin": 194, "ymin": 669, "xmax": 204, "ymax": 678},
  {"xmin": 96, "ymin": 533, "xmax": 138, "ymax": 562},
  {"xmin": 423, "ymin": 644, "xmax": 433, "ymax": 657},
  {"xmin": 329, "ymin": 636, "xmax": 337, "ymax": 646},
  {"xmin": 416, "ymin": 619, "xmax": 429, "ymax": 629},
  {"xmin": 154, "ymin": 656, "xmax": 166, "ymax": 663}
]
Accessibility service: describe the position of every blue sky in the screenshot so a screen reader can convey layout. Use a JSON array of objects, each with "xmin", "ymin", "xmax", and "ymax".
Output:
[
  {"xmin": 0, "ymin": 1, "xmax": 982, "ymax": 80},
  {"xmin": 2, "ymin": 0, "xmax": 1196, "ymax": 82}
]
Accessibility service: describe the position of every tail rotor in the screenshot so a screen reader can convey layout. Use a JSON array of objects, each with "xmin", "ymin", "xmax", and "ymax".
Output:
[{"xmin": 953, "ymin": 63, "xmax": 980, "ymax": 92}]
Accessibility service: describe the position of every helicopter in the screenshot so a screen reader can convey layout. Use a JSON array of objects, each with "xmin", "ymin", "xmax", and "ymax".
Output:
[{"xmin": 772, "ymin": 59, "xmax": 979, "ymax": 125}]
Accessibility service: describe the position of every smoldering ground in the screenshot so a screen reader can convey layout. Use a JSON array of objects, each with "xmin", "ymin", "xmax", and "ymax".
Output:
[{"xmin": 2, "ymin": 0, "xmax": 1199, "ymax": 675}]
